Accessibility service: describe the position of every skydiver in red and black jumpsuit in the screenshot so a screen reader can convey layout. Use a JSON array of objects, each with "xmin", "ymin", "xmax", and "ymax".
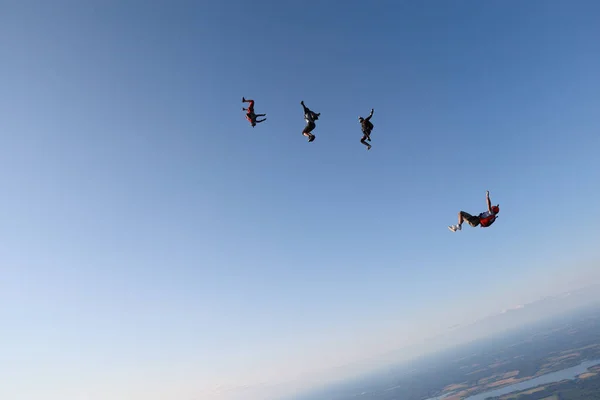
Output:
[{"xmin": 242, "ymin": 97, "xmax": 267, "ymax": 127}]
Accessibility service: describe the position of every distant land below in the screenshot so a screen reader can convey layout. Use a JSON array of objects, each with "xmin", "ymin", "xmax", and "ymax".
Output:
[{"xmin": 292, "ymin": 284, "xmax": 600, "ymax": 400}]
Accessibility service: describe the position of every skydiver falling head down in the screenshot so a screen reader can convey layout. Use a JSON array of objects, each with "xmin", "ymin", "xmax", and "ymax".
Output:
[
  {"xmin": 358, "ymin": 108, "xmax": 374, "ymax": 150},
  {"xmin": 448, "ymin": 191, "xmax": 500, "ymax": 232},
  {"xmin": 301, "ymin": 101, "xmax": 320, "ymax": 142},
  {"xmin": 242, "ymin": 97, "xmax": 267, "ymax": 127}
]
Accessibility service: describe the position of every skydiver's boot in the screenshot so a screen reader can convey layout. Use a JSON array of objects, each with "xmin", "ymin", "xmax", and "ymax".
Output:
[
  {"xmin": 448, "ymin": 224, "xmax": 461, "ymax": 232},
  {"xmin": 308, "ymin": 134, "xmax": 315, "ymax": 142}
]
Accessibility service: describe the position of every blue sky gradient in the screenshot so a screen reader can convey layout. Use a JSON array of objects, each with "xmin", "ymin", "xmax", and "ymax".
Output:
[{"xmin": 1, "ymin": 1, "xmax": 600, "ymax": 399}]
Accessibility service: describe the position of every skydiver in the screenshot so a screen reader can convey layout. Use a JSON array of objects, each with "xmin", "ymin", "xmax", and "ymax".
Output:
[
  {"xmin": 359, "ymin": 108, "xmax": 374, "ymax": 150},
  {"xmin": 448, "ymin": 191, "xmax": 500, "ymax": 232},
  {"xmin": 301, "ymin": 101, "xmax": 320, "ymax": 142},
  {"xmin": 242, "ymin": 97, "xmax": 267, "ymax": 127}
]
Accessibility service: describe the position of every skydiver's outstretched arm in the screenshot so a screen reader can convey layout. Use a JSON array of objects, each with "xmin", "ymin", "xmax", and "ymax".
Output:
[
  {"xmin": 486, "ymin": 191, "xmax": 492, "ymax": 213},
  {"xmin": 256, "ymin": 113, "xmax": 266, "ymax": 117},
  {"xmin": 301, "ymin": 101, "xmax": 320, "ymax": 118},
  {"xmin": 256, "ymin": 118, "xmax": 266, "ymax": 123},
  {"xmin": 364, "ymin": 108, "xmax": 374, "ymax": 122},
  {"xmin": 301, "ymin": 101, "xmax": 310, "ymax": 113},
  {"xmin": 243, "ymin": 98, "xmax": 255, "ymax": 110}
]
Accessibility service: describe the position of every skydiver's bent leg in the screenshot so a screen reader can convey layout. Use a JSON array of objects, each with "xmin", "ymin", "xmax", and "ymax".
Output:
[
  {"xmin": 303, "ymin": 121, "xmax": 315, "ymax": 134},
  {"xmin": 459, "ymin": 211, "xmax": 480, "ymax": 227},
  {"xmin": 449, "ymin": 211, "xmax": 480, "ymax": 232},
  {"xmin": 361, "ymin": 134, "xmax": 371, "ymax": 150},
  {"xmin": 256, "ymin": 118, "xmax": 266, "ymax": 123},
  {"xmin": 303, "ymin": 121, "xmax": 316, "ymax": 142}
]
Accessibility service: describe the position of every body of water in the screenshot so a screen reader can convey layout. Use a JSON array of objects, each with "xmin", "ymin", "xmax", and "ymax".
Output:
[
  {"xmin": 420, "ymin": 359, "xmax": 600, "ymax": 400},
  {"xmin": 463, "ymin": 358, "xmax": 600, "ymax": 400}
]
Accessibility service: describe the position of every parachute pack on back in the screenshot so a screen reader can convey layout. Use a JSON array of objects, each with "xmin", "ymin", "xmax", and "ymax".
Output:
[{"xmin": 479, "ymin": 213, "xmax": 497, "ymax": 227}]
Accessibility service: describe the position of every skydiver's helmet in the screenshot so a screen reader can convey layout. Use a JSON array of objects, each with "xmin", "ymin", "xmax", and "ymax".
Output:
[
  {"xmin": 492, "ymin": 205, "xmax": 500, "ymax": 214},
  {"xmin": 358, "ymin": 116, "xmax": 364, "ymax": 122}
]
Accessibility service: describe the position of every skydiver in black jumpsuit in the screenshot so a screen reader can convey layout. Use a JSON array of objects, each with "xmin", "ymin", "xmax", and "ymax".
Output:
[
  {"xmin": 359, "ymin": 108, "xmax": 374, "ymax": 150},
  {"xmin": 301, "ymin": 101, "xmax": 320, "ymax": 142}
]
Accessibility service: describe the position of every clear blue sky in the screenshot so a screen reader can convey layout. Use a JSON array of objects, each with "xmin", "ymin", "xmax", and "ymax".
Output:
[{"xmin": 1, "ymin": 1, "xmax": 600, "ymax": 399}]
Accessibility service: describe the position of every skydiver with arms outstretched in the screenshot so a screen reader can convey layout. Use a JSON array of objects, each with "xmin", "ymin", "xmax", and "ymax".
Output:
[
  {"xmin": 242, "ymin": 97, "xmax": 267, "ymax": 127},
  {"xmin": 448, "ymin": 191, "xmax": 500, "ymax": 232},
  {"xmin": 358, "ymin": 108, "xmax": 374, "ymax": 150},
  {"xmin": 301, "ymin": 101, "xmax": 320, "ymax": 142}
]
